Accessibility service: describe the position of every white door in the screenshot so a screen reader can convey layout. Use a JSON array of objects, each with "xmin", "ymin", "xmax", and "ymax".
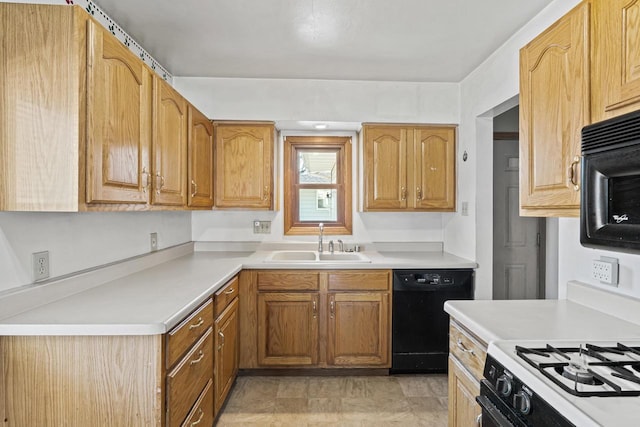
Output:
[{"xmin": 493, "ymin": 138, "xmax": 544, "ymax": 299}]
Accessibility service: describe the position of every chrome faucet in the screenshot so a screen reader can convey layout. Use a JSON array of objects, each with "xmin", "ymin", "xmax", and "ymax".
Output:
[
  {"xmin": 318, "ymin": 223, "xmax": 324, "ymax": 253},
  {"xmin": 329, "ymin": 240, "xmax": 334, "ymax": 253},
  {"xmin": 337, "ymin": 239, "xmax": 344, "ymax": 252}
]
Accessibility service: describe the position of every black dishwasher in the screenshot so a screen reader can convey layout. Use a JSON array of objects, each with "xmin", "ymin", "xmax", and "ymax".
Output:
[{"xmin": 391, "ymin": 269, "xmax": 474, "ymax": 374}]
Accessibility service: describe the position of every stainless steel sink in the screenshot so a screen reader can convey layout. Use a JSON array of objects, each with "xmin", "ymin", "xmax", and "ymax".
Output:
[{"xmin": 264, "ymin": 251, "xmax": 371, "ymax": 263}]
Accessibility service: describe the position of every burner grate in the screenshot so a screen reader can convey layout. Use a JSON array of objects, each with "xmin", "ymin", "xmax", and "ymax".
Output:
[{"xmin": 516, "ymin": 343, "xmax": 640, "ymax": 397}]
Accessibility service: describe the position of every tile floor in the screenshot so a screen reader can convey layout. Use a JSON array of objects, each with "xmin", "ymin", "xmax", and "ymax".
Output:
[{"xmin": 215, "ymin": 374, "xmax": 448, "ymax": 426}]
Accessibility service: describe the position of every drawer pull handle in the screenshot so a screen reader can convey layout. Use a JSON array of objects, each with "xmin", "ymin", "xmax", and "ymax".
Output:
[
  {"xmin": 191, "ymin": 408, "xmax": 204, "ymax": 426},
  {"xmin": 191, "ymin": 180, "xmax": 198, "ymax": 197},
  {"xmin": 190, "ymin": 350, "xmax": 205, "ymax": 365},
  {"xmin": 224, "ymin": 287, "xmax": 235, "ymax": 295},
  {"xmin": 312, "ymin": 300, "xmax": 317, "ymax": 319},
  {"xmin": 330, "ymin": 300, "xmax": 335, "ymax": 319},
  {"xmin": 567, "ymin": 156, "xmax": 580, "ymax": 191},
  {"xmin": 189, "ymin": 317, "xmax": 204, "ymax": 329},
  {"xmin": 457, "ymin": 338, "xmax": 475, "ymax": 356}
]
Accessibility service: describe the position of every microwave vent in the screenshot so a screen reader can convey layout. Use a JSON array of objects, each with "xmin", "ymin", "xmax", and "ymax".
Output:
[{"xmin": 582, "ymin": 109, "xmax": 640, "ymax": 154}]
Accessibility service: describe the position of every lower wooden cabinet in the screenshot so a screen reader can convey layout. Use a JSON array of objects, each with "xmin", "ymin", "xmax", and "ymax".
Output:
[
  {"xmin": 215, "ymin": 295, "xmax": 239, "ymax": 414},
  {"xmin": 257, "ymin": 292, "xmax": 319, "ymax": 366},
  {"xmin": 327, "ymin": 292, "xmax": 389, "ymax": 366},
  {"xmin": 242, "ymin": 269, "xmax": 391, "ymax": 369},
  {"xmin": 447, "ymin": 319, "xmax": 487, "ymax": 427},
  {"xmin": 448, "ymin": 356, "xmax": 482, "ymax": 427}
]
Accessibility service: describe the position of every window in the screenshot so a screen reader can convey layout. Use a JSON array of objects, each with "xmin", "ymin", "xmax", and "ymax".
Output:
[{"xmin": 283, "ymin": 136, "xmax": 352, "ymax": 235}]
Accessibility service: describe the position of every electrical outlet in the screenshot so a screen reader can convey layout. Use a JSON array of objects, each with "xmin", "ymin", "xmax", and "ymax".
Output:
[
  {"xmin": 592, "ymin": 256, "xmax": 619, "ymax": 286},
  {"xmin": 150, "ymin": 232, "xmax": 158, "ymax": 252},
  {"xmin": 32, "ymin": 251, "xmax": 50, "ymax": 282},
  {"xmin": 253, "ymin": 220, "xmax": 271, "ymax": 234}
]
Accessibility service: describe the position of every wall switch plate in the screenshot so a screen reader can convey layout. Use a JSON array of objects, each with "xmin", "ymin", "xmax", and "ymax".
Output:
[
  {"xmin": 461, "ymin": 201, "xmax": 469, "ymax": 216},
  {"xmin": 592, "ymin": 256, "xmax": 619, "ymax": 286},
  {"xmin": 253, "ymin": 220, "xmax": 271, "ymax": 234},
  {"xmin": 32, "ymin": 251, "xmax": 50, "ymax": 282},
  {"xmin": 150, "ymin": 232, "xmax": 158, "ymax": 252}
]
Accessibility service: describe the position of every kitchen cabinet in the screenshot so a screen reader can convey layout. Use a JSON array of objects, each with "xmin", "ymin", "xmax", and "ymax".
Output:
[
  {"xmin": 86, "ymin": 18, "xmax": 153, "ymax": 205},
  {"xmin": 0, "ymin": 3, "xmax": 212, "ymax": 212},
  {"xmin": 151, "ymin": 77, "xmax": 188, "ymax": 206},
  {"xmin": 214, "ymin": 280, "xmax": 240, "ymax": 414},
  {"xmin": 188, "ymin": 106, "xmax": 215, "ymax": 208},
  {"xmin": 519, "ymin": 2, "xmax": 589, "ymax": 217},
  {"xmin": 214, "ymin": 121, "xmax": 275, "ymax": 209},
  {"xmin": 591, "ymin": 0, "xmax": 640, "ymax": 122},
  {"xmin": 258, "ymin": 292, "xmax": 320, "ymax": 366},
  {"xmin": 447, "ymin": 319, "xmax": 487, "ymax": 427},
  {"xmin": 362, "ymin": 124, "xmax": 456, "ymax": 212},
  {"xmin": 240, "ymin": 269, "xmax": 391, "ymax": 369}
]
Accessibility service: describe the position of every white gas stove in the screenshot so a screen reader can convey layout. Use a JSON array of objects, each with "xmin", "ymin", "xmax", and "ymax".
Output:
[{"xmin": 483, "ymin": 339, "xmax": 640, "ymax": 427}]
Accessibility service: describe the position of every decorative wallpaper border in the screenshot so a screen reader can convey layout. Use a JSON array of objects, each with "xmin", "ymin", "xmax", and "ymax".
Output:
[{"xmin": 64, "ymin": 0, "xmax": 173, "ymax": 83}]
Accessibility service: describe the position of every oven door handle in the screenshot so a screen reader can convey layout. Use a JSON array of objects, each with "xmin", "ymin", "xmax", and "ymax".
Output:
[{"xmin": 476, "ymin": 395, "xmax": 515, "ymax": 427}]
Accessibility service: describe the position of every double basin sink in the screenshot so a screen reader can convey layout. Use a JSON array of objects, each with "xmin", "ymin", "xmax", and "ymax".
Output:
[{"xmin": 264, "ymin": 250, "xmax": 371, "ymax": 263}]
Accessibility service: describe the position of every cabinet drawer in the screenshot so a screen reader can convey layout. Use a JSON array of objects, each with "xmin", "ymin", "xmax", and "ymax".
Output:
[
  {"xmin": 328, "ymin": 270, "xmax": 390, "ymax": 291},
  {"xmin": 257, "ymin": 271, "xmax": 319, "ymax": 291},
  {"xmin": 449, "ymin": 321, "xmax": 486, "ymax": 381},
  {"xmin": 181, "ymin": 378, "xmax": 214, "ymax": 427},
  {"xmin": 167, "ymin": 299, "xmax": 214, "ymax": 369},
  {"xmin": 215, "ymin": 276, "xmax": 239, "ymax": 318},
  {"xmin": 167, "ymin": 328, "xmax": 214, "ymax": 427}
]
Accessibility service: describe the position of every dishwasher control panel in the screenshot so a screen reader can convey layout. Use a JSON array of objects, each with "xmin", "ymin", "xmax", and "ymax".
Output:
[{"xmin": 397, "ymin": 273, "xmax": 453, "ymax": 285}]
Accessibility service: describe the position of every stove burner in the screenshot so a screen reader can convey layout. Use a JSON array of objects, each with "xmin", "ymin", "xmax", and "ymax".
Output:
[
  {"xmin": 555, "ymin": 363, "xmax": 603, "ymax": 385},
  {"xmin": 515, "ymin": 343, "xmax": 640, "ymax": 397}
]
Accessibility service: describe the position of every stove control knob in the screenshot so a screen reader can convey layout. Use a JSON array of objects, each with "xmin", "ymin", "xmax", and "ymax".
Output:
[
  {"xmin": 488, "ymin": 366, "xmax": 497, "ymax": 379},
  {"xmin": 496, "ymin": 375, "xmax": 513, "ymax": 397},
  {"xmin": 513, "ymin": 391, "xmax": 531, "ymax": 415}
]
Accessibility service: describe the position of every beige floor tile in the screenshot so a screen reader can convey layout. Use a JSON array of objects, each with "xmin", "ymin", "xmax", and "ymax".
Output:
[
  {"xmin": 276, "ymin": 376, "xmax": 310, "ymax": 398},
  {"xmin": 216, "ymin": 374, "xmax": 449, "ymax": 426},
  {"xmin": 397, "ymin": 375, "xmax": 440, "ymax": 397}
]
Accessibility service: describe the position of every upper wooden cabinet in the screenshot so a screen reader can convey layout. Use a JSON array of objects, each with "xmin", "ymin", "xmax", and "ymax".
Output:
[
  {"xmin": 591, "ymin": 0, "xmax": 640, "ymax": 122},
  {"xmin": 0, "ymin": 3, "xmax": 212, "ymax": 212},
  {"xmin": 362, "ymin": 124, "xmax": 456, "ymax": 212},
  {"xmin": 214, "ymin": 122, "xmax": 275, "ymax": 209},
  {"xmin": 519, "ymin": 1, "xmax": 589, "ymax": 217},
  {"xmin": 188, "ymin": 107, "xmax": 214, "ymax": 208},
  {"xmin": 152, "ymin": 78, "xmax": 188, "ymax": 206},
  {"xmin": 86, "ymin": 19, "xmax": 152, "ymax": 205}
]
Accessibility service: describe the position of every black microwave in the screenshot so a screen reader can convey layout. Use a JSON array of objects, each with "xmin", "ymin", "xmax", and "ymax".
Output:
[{"xmin": 581, "ymin": 109, "xmax": 640, "ymax": 253}]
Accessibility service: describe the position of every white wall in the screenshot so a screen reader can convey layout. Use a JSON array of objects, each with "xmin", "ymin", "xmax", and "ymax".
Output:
[
  {"xmin": 0, "ymin": 212, "xmax": 191, "ymax": 293},
  {"xmin": 450, "ymin": 0, "xmax": 640, "ymax": 300},
  {"xmin": 176, "ymin": 78, "xmax": 459, "ymax": 246}
]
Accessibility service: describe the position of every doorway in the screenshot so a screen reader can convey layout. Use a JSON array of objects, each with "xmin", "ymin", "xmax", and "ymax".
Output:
[{"xmin": 492, "ymin": 107, "xmax": 545, "ymax": 299}]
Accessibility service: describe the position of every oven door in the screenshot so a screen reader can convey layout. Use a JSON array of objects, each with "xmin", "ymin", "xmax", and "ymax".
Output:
[{"xmin": 476, "ymin": 381, "xmax": 526, "ymax": 427}]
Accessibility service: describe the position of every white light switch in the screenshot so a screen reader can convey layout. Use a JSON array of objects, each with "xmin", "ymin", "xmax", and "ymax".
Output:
[{"xmin": 461, "ymin": 201, "xmax": 469, "ymax": 216}]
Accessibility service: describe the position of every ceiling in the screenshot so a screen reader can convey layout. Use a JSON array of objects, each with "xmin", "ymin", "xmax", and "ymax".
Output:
[{"xmin": 95, "ymin": 0, "xmax": 554, "ymax": 83}]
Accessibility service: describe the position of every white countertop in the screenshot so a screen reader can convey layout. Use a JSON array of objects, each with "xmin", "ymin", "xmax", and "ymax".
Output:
[
  {"xmin": 444, "ymin": 298, "xmax": 640, "ymax": 344},
  {"xmin": 0, "ymin": 246, "xmax": 476, "ymax": 336}
]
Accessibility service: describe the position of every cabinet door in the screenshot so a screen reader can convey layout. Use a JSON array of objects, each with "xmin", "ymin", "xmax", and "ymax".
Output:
[
  {"xmin": 326, "ymin": 292, "xmax": 389, "ymax": 367},
  {"xmin": 448, "ymin": 356, "xmax": 481, "ymax": 427},
  {"xmin": 363, "ymin": 126, "xmax": 408, "ymax": 210},
  {"xmin": 519, "ymin": 2, "xmax": 589, "ymax": 217},
  {"xmin": 86, "ymin": 20, "xmax": 152, "ymax": 204},
  {"xmin": 413, "ymin": 126, "xmax": 456, "ymax": 210},
  {"xmin": 257, "ymin": 292, "xmax": 319, "ymax": 366},
  {"xmin": 592, "ymin": 0, "xmax": 640, "ymax": 121},
  {"xmin": 188, "ymin": 106, "xmax": 214, "ymax": 208},
  {"xmin": 152, "ymin": 77, "xmax": 187, "ymax": 206},
  {"xmin": 214, "ymin": 297, "xmax": 239, "ymax": 414},
  {"xmin": 214, "ymin": 123, "xmax": 274, "ymax": 209}
]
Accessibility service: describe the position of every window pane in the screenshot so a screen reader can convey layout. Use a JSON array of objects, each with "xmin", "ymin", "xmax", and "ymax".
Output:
[
  {"xmin": 298, "ymin": 151, "xmax": 337, "ymax": 184},
  {"xmin": 299, "ymin": 189, "xmax": 338, "ymax": 221}
]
